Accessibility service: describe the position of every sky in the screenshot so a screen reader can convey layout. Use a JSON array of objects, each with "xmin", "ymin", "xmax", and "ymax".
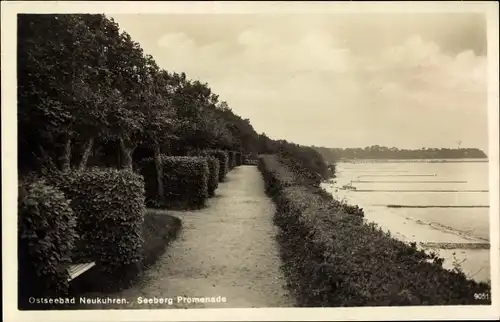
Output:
[{"xmin": 110, "ymin": 13, "xmax": 489, "ymax": 151}]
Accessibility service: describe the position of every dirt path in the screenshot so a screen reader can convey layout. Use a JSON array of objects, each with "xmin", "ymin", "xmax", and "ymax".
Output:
[{"xmin": 87, "ymin": 165, "xmax": 294, "ymax": 309}]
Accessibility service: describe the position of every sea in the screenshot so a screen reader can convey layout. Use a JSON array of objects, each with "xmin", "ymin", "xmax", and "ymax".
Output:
[{"xmin": 321, "ymin": 159, "xmax": 491, "ymax": 283}]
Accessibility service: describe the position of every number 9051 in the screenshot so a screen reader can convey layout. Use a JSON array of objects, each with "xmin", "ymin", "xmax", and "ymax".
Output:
[{"xmin": 474, "ymin": 293, "xmax": 490, "ymax": 300}]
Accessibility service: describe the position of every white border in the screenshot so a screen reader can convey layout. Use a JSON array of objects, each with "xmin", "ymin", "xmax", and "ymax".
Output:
[{"xmin": 2, "ymin": 1, "xmax": 499, "ymax": 321}]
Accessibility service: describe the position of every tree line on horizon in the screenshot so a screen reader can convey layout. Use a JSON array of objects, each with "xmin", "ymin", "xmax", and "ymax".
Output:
[
  {"xmin": 18, "ymin": 13, "xmax": 329, "ymax": 180},
  {"xmin": 313, "ymin": 145, "xmax": 487, "ymax": 162}
]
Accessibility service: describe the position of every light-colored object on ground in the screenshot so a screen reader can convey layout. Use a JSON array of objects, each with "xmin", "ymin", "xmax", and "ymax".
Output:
[{"xmin": 67, "ymin": 262, "xmax": 96, "ymax": 281}]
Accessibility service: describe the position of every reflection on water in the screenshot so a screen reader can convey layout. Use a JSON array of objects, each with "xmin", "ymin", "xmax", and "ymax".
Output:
[{"xmin": 322, "ymin": 159, "xmax": 491, "ymax": 283}]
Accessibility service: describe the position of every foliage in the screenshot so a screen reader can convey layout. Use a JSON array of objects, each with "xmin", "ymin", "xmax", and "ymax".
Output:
[
  {"xmin": 186, "ymin": 150, "xmax": 222, "ymax": 195},
  {"xmin": 227, "ymin": 151, "xmax": 234, "ymax": 170},
  {"xmin": 47, "ymin": 168, "xmax": 145, "ymax": 273},
  {"xmin": 235, "ymin": 152, "xmax": 242, "ymax": 166},
  {"xmin": 18, "ymin": 14, "xmax": 261, "ymax": 175},
  {"xmin": 68, "ymin": 209, "xmax": 181, "ymax": 296},
  {"xmin": 205, "ymin": 156, "xmax": 220, "ymax": 197},
  {"xmin": 202, "ymin": 149, "xmax": 229, "ymax": 182},
  {"xmin": 18, "ymin": 178, "xmax": 77, "ymax": 306},
  {"xmin": 257, "ymin": 133, "xmax": 330, "ymax": 181},
  {"xmin": 258, "ymin": 154, "xmax": 491, "ymax": 306},
  {"xmin": 140, "ymin": 156, "xmax": 209, "ymax": 209}
]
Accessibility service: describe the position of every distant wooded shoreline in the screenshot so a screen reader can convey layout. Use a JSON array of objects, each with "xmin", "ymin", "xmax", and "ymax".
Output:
[{"xmin": 313, "ymin": 146, "xmax": 488, "ymax": 162}]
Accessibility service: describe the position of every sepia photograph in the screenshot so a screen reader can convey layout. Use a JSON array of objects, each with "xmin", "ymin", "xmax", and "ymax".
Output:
[{"xmin": 2, "ymin": 1, "xmax": 499, "ymax": 321}]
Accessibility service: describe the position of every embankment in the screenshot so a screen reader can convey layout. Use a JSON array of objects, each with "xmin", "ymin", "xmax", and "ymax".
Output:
[{"xmin": 258, "ymin": 154, "xmax": 491, "ymax": 306}]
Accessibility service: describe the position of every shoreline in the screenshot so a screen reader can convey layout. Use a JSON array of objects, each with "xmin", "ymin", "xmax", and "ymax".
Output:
[{"xmin": 321, "ymin": 159, "xmax": 491, "ymax": 283}]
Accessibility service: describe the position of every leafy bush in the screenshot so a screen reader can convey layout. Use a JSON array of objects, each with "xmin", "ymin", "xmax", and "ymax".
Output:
[
  {"xmin": 235, "ymin": 152, "xmax": 242, "ymax": 166},
  {"xmin": 18, "ymin": 178, "xmax": 77, "ymax": 307},
  {"xmin": 49, "ymin": 168, "xmax": 146, "ymax": 275},
  {"xmin": 199, "ymin": 149, "xmax": 228, "ymax": 182},
  {"xmin": 207, "ymin": 150, "xmax": 229, "ymax": 182},
  {"xmin": 205, "ymin": 156, "xmax": 220, "ymax": 197},
  {"xmin": 68, "ymin": 209, "xmax": 182, "ymax": 296},
  {"xmin": 140, "ymin": 155, "xmax": 209, "ymax": 209},
  {"xmin": 259, "ymin": 154, "xmax": 491, "ymax": 306},
  {"xmin": 227, "ymin": 150, "xmax": 236, "ymax": 170},
  {"xmin": 258, "ymin": 155, "xmax": 293, "ymax": 196}
]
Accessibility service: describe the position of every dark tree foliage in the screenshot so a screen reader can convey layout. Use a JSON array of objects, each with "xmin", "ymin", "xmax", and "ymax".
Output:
[
  {"xmin": 18, "ymin": 14, "xmax": 271, "ymax": 177},
  {"xmin": 18, "ymin": 13, "xmax": 328, "ymax": 182},
  {"xmin": 257, "ymin": 133, "xmax": 330, "ymax": 180}
]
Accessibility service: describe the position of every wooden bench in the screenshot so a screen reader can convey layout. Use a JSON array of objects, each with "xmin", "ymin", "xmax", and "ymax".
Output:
[{"xmin": 67, "ymin": 262, "xmax": 96, "ymax": 281}]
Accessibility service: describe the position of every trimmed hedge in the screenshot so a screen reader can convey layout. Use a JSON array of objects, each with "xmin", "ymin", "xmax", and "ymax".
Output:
[
  {"xmin": 140, "ymin": 155, "xmax": 209, "ymax": 209},
  {"xmin": 205, "ymin": 156, "xmax": 220, "ymax": 197},
  {"xmin": 199, "ymin": 149, "xmax": 229, "ymax": 182},
  {"xmin": 258, "ymin": 154, "xmax": 297, "ymax": 197},
  {"xmin": 49, "ymin": 168, "xmax": 146, "ymax": 275},
  {"xmin": 227, "ymin": 150, "xmax": 236, "ymax": 170},
  {"xmin": 235, "ymin": 151, "xmax": 242, "ymax": 166},
  {"xmin": 68, "ymin": 209, "xmax": 182, "ymax": 297},
  {"xmin": 18, "ymin": 179, "xmax": 77, "ymax": 307},
  {"xmin": 259, "ymin": 154, "xmax": 491, "ymax": 306}
]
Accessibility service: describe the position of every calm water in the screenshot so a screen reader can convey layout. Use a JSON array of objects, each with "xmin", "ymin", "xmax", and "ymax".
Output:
[{"xmin": 322, "ymin": 159, "xmax": 491, "ymax": 283}]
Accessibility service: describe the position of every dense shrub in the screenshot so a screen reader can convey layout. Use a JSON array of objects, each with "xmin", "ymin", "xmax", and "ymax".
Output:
[
  {"xmin": 18, "ymin": 178, "xmax": 77, "ymax": 307},
  {"xmin": 48, "ymin": 168, "xmax": 146, "ymax": 275},
  {"xmin": 259, "ymin": 154, "xmax": 491, "ymax": 306},
  {"xmin": 227, "ymin": 151, "xmax": 236, "ymax": 170},
  {"xmin": 258, "ymin": 155, "xmax": 297, "ymax": 198},
  {"xmin": 235, "ymin": 152, "xmax": 242, "ymax": 166},
  {"xmin": 205, "ymin": 156, "xmax": 220, "ymax": 197},
  {"xmin": 68, "ymin": 209, "xmax": 182, "ymax": 296},
  {"xmin": 205, "ymin": 150, "xmax": 229, "ymax": 182},
  {"xmin": 140, "ymin": 155, "xmax": 209, "ymax": 209},
  {"xmin": 258, "ymin": 133, "xmax": 329, "ymax": 179}
]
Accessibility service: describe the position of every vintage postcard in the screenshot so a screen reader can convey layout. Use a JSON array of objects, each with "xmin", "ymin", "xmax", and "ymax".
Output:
[{"xmin": 2, "ymin": 1, "xmax": 499, "ymax": 321}]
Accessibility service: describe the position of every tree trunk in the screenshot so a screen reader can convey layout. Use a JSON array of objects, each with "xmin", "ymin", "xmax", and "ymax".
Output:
[
  {"xmin": 79, "ymin": 136, "xmax": 94, "ymax": 170},
  {"xmin": 163, "ymin": 139, "xmax": 171, "ymax": 156},
  {"xmin": 153, "ymin": 142, "xmax": 165, "ymax": 205},
  {"xmin": 60, "ymin": 133, "xmax": 72, "ymax": 172},
  {"xmin": 119, "ymin": 136, "xmax": 136, "ymax": 170}
]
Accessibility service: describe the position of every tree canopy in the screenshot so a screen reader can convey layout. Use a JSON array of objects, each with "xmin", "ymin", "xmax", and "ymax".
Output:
[{"xmin": 18, "ymin": 13, "xmax": 329, "ymax": 179}]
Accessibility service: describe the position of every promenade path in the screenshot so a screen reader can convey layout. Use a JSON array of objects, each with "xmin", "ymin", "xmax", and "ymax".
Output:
[{"xmin": 88, "ymin": 165, "xmax": 294, "ymax": 309}]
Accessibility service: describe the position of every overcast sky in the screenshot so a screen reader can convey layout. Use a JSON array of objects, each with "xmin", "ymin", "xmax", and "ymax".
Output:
[{"xmin": 110, "ymin": 13, "xmax": 488, "ymax": 151}]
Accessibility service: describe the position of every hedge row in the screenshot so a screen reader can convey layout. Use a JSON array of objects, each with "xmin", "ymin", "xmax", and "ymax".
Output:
[
  {"xmin": 235, "ymin": 152, "xmax": 242, "ymax": 166},
  {"xmin": 199, "ymin": 150, "xmax": 229, "ymax": 182},
  {"xmin": 68, "ymin": 210, "xmax": 182, "ymax": 296},
  {"xmin": 206, "ymin": 156, "xmax": 220, "ymax": 197},
  {"xmin": 140, "ymin": 155, "xmax": 209, "ymax": 209},
  {"xmin": 51, "ymin": 169, "xmax": 146, "ymax": 273},
  {"xmin": 258, "ymin": 155, "xmax": 491, "ymax": 306},
  {"xmin": 227, "ymin": 151, "xmax": 236, "ymax": 170},
  {"xmin": 19, "ymin": 169, "xmax": 146, "ymax": 307},
  {"xmin": 18, "ymin": 179, "xmax": 77, "ymax": 306}
]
